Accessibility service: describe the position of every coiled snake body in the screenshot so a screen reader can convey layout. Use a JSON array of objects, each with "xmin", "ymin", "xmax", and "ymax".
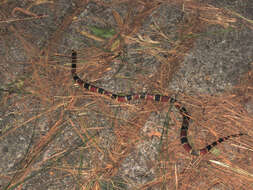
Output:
[{"xmin": 71, "ymin": 50, "xmax": 244, "ymax": 156}]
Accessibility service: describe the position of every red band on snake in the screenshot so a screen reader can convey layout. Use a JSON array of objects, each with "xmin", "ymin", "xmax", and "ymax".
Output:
[{"xmin": 71, "ymin": 50, "xmax": 244, "ymax": 156}]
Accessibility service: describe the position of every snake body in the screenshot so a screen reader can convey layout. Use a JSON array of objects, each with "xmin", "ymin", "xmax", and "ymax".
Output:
[{"xmin": 71, "ymin": 50, "xmax": 244, "ymax": 156}]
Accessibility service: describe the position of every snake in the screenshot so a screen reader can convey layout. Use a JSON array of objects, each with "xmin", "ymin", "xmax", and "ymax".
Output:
[{"xmin": 71, "ymin": 50, "xmax": 244, "ymax": 156}]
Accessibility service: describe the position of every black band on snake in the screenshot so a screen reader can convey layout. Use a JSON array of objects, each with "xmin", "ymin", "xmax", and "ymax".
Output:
[{"xmin": 71, "ymin": 50, "xmax": 244, "ymax": 156}]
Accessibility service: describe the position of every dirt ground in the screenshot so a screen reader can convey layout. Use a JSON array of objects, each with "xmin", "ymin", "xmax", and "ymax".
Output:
[{"xmin": 0, "ymin": 0, "xmax": 253, "ymax": 190}]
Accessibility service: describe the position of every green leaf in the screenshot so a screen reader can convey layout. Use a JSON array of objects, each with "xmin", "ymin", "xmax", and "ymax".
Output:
[{"xmin": 88, "ymin": 25, "xmax": 116, "ymax": 39}]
